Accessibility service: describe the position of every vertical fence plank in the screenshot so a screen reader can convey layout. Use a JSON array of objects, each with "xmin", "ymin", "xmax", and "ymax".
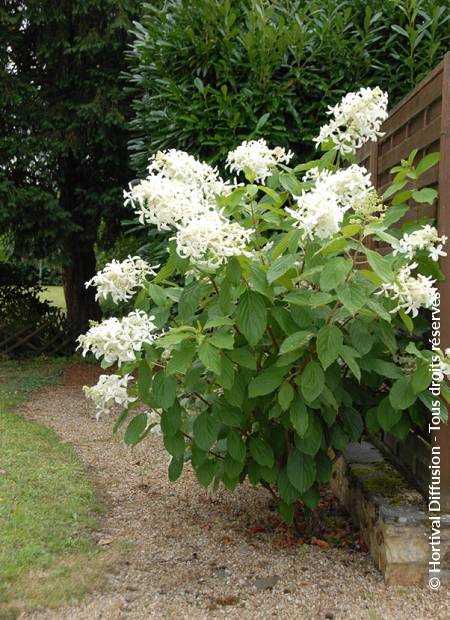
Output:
[{"xmin": 436, "ymin": 52, "xmax": 450, "ymax": 511}]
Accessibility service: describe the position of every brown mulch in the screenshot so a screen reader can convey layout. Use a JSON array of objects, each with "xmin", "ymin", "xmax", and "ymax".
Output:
[{"xmin": 18, "ymin": 363, "xmax": 450, "ymax": 620}]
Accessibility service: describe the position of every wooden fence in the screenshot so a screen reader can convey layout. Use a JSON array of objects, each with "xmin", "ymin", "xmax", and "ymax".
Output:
[{"xmin": 357, "ymin": 51, "xmax": 450, "ymax": 510}]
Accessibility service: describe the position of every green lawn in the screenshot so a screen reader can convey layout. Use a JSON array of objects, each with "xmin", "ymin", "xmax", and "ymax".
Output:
[
  {"xmin": 0, "ymin": 359, "xmax": 114, "ymax": 618},
  {"xmin": 38, "ymin": 286, "xmax": 66, "ymax": 312}
]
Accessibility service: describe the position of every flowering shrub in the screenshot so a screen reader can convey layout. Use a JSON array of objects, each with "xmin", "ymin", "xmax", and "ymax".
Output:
[{"xmin": 80, "ymin": 87, "xmax": 449, "ymax": 523}]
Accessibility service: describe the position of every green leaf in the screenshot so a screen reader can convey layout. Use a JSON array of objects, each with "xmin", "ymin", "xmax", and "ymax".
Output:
[
  {"xmin": 320, "ymin": 237, "xmax": 348, "ymax": 256},
  {"xmin": 168, "ymin": 457, "xmax": 183, "ymax": 481},
  {"xmin": 411, "ymin": 362, "xmax": 432, "ymax": 394},
  {"xmin": 204, "ymin": 316, "xmax": 234, "ymax": 329},
  {"xmin": 289, "ymin": 394, "xmax": 308, "ymax": 437},
  {"xmin": 227, "ymin": 429, "xmax": 246, "ymax": 462},
  {"xmin": 237, "ymin": 290, "xmax": 267, "ymax": 347},
  {"xmin": 178, "ymin": 281, "xmax": 201, "ymax": 322},
  {"xmin": 113, "ymin": 409, "xmax": 129, "ymax": 434},
  {"xmin": 316, "ymin": 324, "xmax": 343, "ymax": 370},
  {"xmin": 195, "ymin": 460, "xmax": 216, "ymax": 487},
  {"xmin": 166, "ymin": 341, "xmax": 196, "ymax": 375},
  {"xmin": 294, "ymin": 414, "xmax": 322, "ymax": 456},
  {"xmin": 278, "ymin": 501, "xmax": 295, "ymax": 525},
  {"xmin": 286, "ymin": 449, "xmax": 316, "ymax": 493},
  {"xmin": 124, "ymin": 413, "xmax": 149, "ymax": 447},
  {"xmin": 279, "ymin": 330, "xmax": 314, "ymax": 355},
  {"xmin": 277, "ymin": 469, "xmax": 300, "ymax": 504},
  {"xmin": 163, "ymin": 431, "xmax": 185, "ymax": 458},
  {"xmin": 382, "ymin": 204, "xmax": 409, "ymax": 227},
  {"xmin": 138, "ymin": 360, "xmax": 152, "ymax": 403},
  {"xmin": 224, "ymin": 453, "xmax": 244, "ymax": 478},
  {"xmin": 160, "ymin": 403, "xmax": 182, "ymax": 436},
  {"xmin": 412, "ymin": 188, "xmax": 437, "ymax": 204},
  {"xmin": 198, "ymin": 341, "xmax": 222, "ymax": 375},
  {"xmin": 249, "ymin": 262, "xmax": 274, "ymax": 301},
  {"xmin": 371, "ymin": 359, "xmax": 403, "ymax": 379},
  {"xmin": 228, "ymin": 347, "xmax": 257, "ymax": 370},
  {"xmin": 319, "ymin": 257, "xmax": 352, "ymax": 291},
  {"xmin": 226, "ymin": 257, "xmax": 241, "ymax": 284},
  {"xmin": 390, "ymin": 377, "xmax": 416, "ymax": 410},
  {"xmin": 193, "ymin": 413, "xmax": 220, "ymax": 450},
  {"xmin": 340, "ymin": 346, "xmax": 361, "ymax": 382},
  {"xmin": 216, "ymin": 354, "xmax": 235, "ymax": 390},
  {"xmin": 249, "ymin": 437, "xmax": 274, "ymax": 468},
  {"xmin": 301, "ymin": 485, "xmax": 320, "ymax": 509},
  {"xmin": 148, "ymin": 283, "xmax": 167, "ymax": 307},
  {"xmin": 415, "ymin": 152, "xmax": 440, "ymax": 176},
  {"xmin": 377, "ymin": 397, "xmax": 402, "ymax": 432},
  {"xmin": 336, "ymin": 283, "xmax": 366, "ymax": 315},
  {"xmin": 248, "ymin": 365, "xmax": 287, "ymax": 397},
  {"xmin": 399, "ymin": 309, "xmax": 414, "ymax": 333},
  {"xmin": 209, "ymin": 332, "xmax": 234, "ymax": 350},
  {"xmin": 267, "ymin": 255, "xmax": 296, "ymax": 284},
  {"xmin": 300, "ymin": 361, "xmax": 324, "ymax": 403},
  {"xmin": 278, "ymin": 381, "xmax": 294, "ymax": 411},
  {"xmin": 315, "ymin": 451, "xmax": 332, "ymax": 483},
  {"xmin": 365, "ymin": 249, "xmax": 394, "ymax": 282},
  {"xmin": 152, "ymin": 371, "xmax": 177, "ymax": 409}
]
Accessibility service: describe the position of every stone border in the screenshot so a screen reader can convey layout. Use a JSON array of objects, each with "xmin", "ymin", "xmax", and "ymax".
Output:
[{"xmin": 331, "ymin": 441, "xmax": 449, "ymax": 586}]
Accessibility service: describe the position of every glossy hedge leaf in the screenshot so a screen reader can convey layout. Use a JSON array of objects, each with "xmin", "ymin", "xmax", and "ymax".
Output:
[
  {"xmin": 319, "ymin": 257, "xmax": 352, "ymax": 291},
  {"xmin": 248, "ymin": 365, "xmax": 286, "ymax": 397},
  {"xmin": 237, "ymin": 290, "xmax": 267, "ymax": 347},
  {"xmin": 316, "ymin": 324, "xmax": 343, "ymax": 370},
  {"xmin": 193, "ymin": 413, "xmax": 220, "ymax": 450},
  {"xmin": 249, "ymin": 437, "xmax": 274, "ymax": 468},
  {"xmin": 300, "ymin": 361, "xmax": 324, "ymax": 403},
  {"xmin": 124, "ymin": 413, "xmax": 149, "ymax": 447},
  {"xmin": 286, "ymin": 449, "xmax": 316, "ymax": 493},
  {"xmin": 227, "ymin": 429, "xmax": 246, "ymax": 462},
  {"xmin": 389, "ymin": 377, "xmax": 416, "ymax": 410},
  {"xmin": 290, "ymin": 394, "xmax": 308, "ymax": 437},
  {"xmin": 168, "ymin": 456, "xmax": 183, "ymax": 481}
]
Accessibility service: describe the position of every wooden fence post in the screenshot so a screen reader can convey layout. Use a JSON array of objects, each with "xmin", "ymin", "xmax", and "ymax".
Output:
[{"xmin": 436, "ymin": 52, "xmax": 450, "ymax": 511}]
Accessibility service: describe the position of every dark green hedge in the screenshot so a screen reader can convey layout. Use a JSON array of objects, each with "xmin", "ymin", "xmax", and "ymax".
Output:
[{"xmin": 127, "ymin": 0, "xmax": 450, "ymax": 173}]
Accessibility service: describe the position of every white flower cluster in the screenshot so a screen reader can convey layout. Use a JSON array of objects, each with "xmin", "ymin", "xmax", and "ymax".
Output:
[
  {"xmin": 287, "ymin": 165, "xmax": 375, "ymax": 240},
  {"xmin": 393, "ymin": 225, "xmax": 447, "ymax": 262},
  {"xmin": 124, "ymin": 149, "xmax": 229, "ymax": 231},
  {"xmin": 77, "ymin": 310, "xmax": 157, "ymax": 365},
  {"xmin": 83, "ymin": 374, "xmax": 136, "ymax": 420},
  {"xmin": 438, "ymin": 349, "xmax": 450, "ymax": 381},
  {"xmin": 174, "ymin": 211, "xmax": 253, "ymax": 269},
  {"xmin": 315, "ymin": 87, "xmax": 389, "ymax": 155},
  {"xmin": 85, "ymin": 256, "xmax": 157, "ymax": 304},
  {"xmin": 378, "ymin": 263, "xmax": 438, "ymax": 317},
  {"xmin": 226, "ymin": 138, "xmax": 293, "ymax": 183}
]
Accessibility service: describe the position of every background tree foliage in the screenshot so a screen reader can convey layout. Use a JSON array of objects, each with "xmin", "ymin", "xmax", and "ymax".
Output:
[
  {"xmin": 0, "ymin": 0, "xmax": 139, "ymax": 333},
  {"xmin": 127, "ymin": 0, "xmax": 450, "ymax": 175}
]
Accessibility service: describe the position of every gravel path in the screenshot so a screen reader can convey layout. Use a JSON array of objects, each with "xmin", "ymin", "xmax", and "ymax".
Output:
[{"xmin": 20, "ymin": 364, "xmax": 450, "ymax": 620}]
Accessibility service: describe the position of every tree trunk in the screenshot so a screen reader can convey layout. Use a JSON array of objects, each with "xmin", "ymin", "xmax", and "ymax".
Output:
[{"xmin": 63, "ymin": 239, "xmax": 101, "ymax": 336}]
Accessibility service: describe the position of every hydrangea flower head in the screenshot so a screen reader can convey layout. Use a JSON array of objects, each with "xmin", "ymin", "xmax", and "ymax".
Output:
[
  {"xmin": 226, "ymin": 139, "xmax": 293, "ymax": 183},
  {"xmin": 393, "ymin": 225, "xmax": 447, "ymax": 262},
  {"xmin": 86, "ymin": 256, "xmax": 158, "ymax": 304},
  {"xmin": 378, "ymin": 263, "xmax": 438, "ymax": 317},
  {"xmin": 78, "ymin": 310, "xmax": 157, "ymax": 365},
  {"xmin": 315, "ymin": 87, "xmax": 388, "ymax": 155},
  {"xmin": 83, "ymin": 374, "xmax": 136, "ymax": 419}
]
